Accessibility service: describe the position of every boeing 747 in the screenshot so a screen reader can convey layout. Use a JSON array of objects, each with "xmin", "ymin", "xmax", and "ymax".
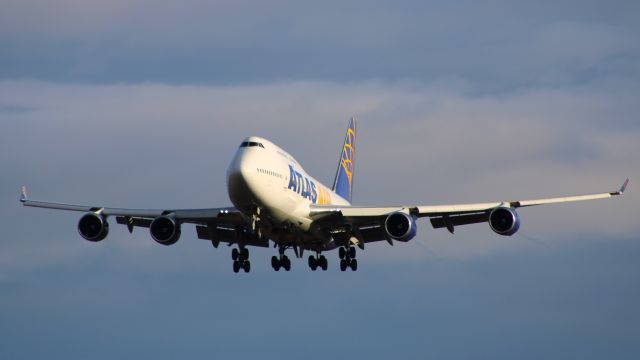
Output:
[{"xmin": 21, "ymin": 118, "xmax": 628, "ymax": 272}]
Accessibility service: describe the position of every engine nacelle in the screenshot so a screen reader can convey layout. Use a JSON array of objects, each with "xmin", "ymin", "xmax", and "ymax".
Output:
[
  {"xmin": 150, "ymin": 215, "xmax": 181, "ymax": 245},
  {"xmin": 489, "ymin": 207, "xmax": 520, "ymax": 236},
  {"xmin": 384, "ymin": 212, "xmax": 417, "ymax": 242},
  {"xmin": 78, "ymin": 212, "xmax": 109, "ymax": 242}
]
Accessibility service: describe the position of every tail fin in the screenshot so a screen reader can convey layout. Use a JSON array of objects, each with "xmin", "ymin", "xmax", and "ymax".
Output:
[{"xmin": 332, "ymin": 117, "xmax": 356, "ymax": 203}]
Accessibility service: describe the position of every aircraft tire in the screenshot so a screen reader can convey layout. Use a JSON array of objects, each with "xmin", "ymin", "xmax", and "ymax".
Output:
[
  {"xmin": 320, "ymin": 256, "xmax": 328, "ymax": 271},
  {"xmin": 340, "ymin": 259, "xmax": 348, "ymax": 271}
]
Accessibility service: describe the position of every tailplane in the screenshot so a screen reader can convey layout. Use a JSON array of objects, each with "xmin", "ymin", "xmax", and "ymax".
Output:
[{"xmin": 332, "ymin": 117, "xmax": 356, "ymax": 203}]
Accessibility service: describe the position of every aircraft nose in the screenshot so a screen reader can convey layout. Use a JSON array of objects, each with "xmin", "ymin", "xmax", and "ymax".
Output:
[
  {"xmin": 227, "ymin": 151, "xmax": 258, "ymax": 207},
  {"xmin": 239, "ymin": 158, "xmax": 258, "ymax": 189}
]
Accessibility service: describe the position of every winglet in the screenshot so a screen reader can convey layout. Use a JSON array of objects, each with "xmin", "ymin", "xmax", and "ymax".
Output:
[
  {"xmin": 611, "ymin": 179, "xmax": 629, "ymax": 195},
  {"xmin": 20, "ymin": 186, "xmax": 28, "ymax": 202},
  {"xmin": 619, "ymin": 178, "xmax": 629, "ymax": 194}
]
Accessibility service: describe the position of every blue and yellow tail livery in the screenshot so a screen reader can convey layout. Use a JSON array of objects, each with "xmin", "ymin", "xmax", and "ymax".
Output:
[{"xmin": 332, "ymin": 117, "xmax": 356, "ymax": 203}]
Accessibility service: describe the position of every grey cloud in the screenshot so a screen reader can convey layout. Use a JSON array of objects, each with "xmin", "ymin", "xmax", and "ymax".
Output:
[
  {"xmin": 1, "ymin": 0, "xmax": 638, "ymax": 90},
  {"xmin": 1, "ymin": 236, "xmax": 639, "ymax": 359},
  {"xmin": 1, "ymin": 79, "xmax": 638, "ymax": 273},
  {"xmin": 1, "ymin": 79, "xmax": 637, "ymax": 359},
  {"xmin": 0, "ymin": 103, "xmax": 35, "ymax": 114},
  {"xmin": 2, "ymin": 2, "xmax": 639, "ymax": 357}
]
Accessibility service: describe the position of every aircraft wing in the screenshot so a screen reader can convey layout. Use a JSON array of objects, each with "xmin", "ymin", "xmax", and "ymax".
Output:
[
  {"xmin": 18, "ymin": 186, "xmax": 263, "ymax": 247},
  {"xmin": 20, "ymin": 198, "xmax": 241, "ymax": 223},
  {"xmin": 309, "ymin": 179, "xmax": 628, "ymax": 243}
]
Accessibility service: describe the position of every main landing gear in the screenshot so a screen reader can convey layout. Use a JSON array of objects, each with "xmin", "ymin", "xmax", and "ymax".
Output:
[
  {"xmin": 271, "ymin": 246, "xmax": 291, "ymax": 271},
  {"xmin": 339, "ymin": 246, "xmax": 358, "ymax": 271},
  {"xmin": 232, "ymin": 247, "xmax": 250, "ymax": 273},
  {"xmin": 308, "ymin": 253, "xmax": 328, "ymax": 271}
]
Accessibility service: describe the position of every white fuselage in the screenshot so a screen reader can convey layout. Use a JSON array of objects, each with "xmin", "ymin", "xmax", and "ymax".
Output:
[{"xmin": 226, "ymin": 136, "xmax": 349, "ymax": 243}]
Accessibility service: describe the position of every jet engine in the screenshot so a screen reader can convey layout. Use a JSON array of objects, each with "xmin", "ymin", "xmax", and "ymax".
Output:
[
  {"xmin": 150, "ymin": 215, "xmax": 181, "ymax": 245},
  {"xmin": 78, "ymin": 212, "xmax": 109, "ymax": 242},
  {"xmin": 384, "ymin": 212, "xmax": 417, "ymax": 242},
  {"xmin": 489, "ymin": 207, "xmax": 520, "ymax": 236}
]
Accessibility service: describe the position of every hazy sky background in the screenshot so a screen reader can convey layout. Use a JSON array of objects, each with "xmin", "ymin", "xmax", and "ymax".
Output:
[{"xmin": 1, "ymin": 1, "xmax": 639, "ymax": 359}]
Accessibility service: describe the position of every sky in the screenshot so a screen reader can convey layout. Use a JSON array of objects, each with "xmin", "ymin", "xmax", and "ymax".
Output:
[{"xmin": 1, "ymin": 1, "xmax": 640, "ymax": 359}]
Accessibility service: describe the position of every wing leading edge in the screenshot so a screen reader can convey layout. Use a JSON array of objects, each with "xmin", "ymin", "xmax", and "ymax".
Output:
[{"xmin": 20, "ymin": 195, "xmax": 239, "ymax": 222}]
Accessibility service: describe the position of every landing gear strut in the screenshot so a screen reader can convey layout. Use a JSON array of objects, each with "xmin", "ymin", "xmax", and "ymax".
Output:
[
  {"xmin": 251, "ymin": 207, "xmax": 263, "ymax": 241},
  {"xmin": 232, "ymin": 247, "xmax": 250, "ymax": 273},
  {"xmin": 308, "ymin": 253, "xmax": 328, "ymax": 271},
  {"xmin": 271, "ymin": 246, "xmax": 291, "ymax": 272},
  {"xmin": 339, "ymin": 246, "xmax": 358, "ymax": 271}
]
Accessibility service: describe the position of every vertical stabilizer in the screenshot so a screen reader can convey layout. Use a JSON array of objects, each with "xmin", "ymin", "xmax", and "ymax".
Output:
[{"xmin": 332, "ymin": 117, "xmax": 356, "ymax": 203}]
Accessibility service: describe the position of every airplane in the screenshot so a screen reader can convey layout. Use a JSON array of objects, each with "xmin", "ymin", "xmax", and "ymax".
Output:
[{"xmin": 20, "ymin": 118, "xmax": 628, "ymax": 273}]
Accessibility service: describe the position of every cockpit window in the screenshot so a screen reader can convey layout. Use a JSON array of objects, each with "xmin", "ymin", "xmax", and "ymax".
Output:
[{"xmin": 240, "ymin": 141, "xmax": 265, "ymax": 148}]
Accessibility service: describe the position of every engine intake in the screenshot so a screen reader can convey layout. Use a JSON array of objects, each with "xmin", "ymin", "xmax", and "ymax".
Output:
[
  {"xmin": 384, "ymin": 212, "xmax": 417, "ymax": 242},
  {"xmin": 489, "ymin": 207, "xmax": 520, "ymax": 236},
  {"xmin": 150, "ymin": 215, "xmax": 181, "ymax": 245},
  {"xmin": 78, "ymin": 213, "xmax": 109, "ymax": 242}
]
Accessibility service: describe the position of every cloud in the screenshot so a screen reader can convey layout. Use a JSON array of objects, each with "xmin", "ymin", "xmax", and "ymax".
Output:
[
  {"xmin": 1, "ymin": 79, "xmax": 638, "ymax": 277},
  {"xmin": 1, "ymin": 0, "xmax": 638, "ymax": 89},
  {"xmin": 2, "ymin": 3, "xmax": 639, "ymax": 357},
  {"xmin": 2, "ymin": 235, "xmax": 639, "ymax": 359}
]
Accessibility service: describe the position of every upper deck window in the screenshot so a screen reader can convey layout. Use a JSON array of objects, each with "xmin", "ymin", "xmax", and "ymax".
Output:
[{"xmin": 240, "ymin": 141, "xmax": 265, "ymax": 148}]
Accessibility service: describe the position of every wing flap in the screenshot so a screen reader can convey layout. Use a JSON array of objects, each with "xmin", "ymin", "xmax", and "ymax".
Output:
[
  {"xmin": 430, "ymin": 212, "xmax": 489, "ymax": 229},
  {"xmin": 172, "ymin": 208, "xmax": 244, "ymax": 223},
  {"xmin": 515, "ymin": 193, "xmax": 614, "ymax": 207},
  {"xmin": 358, "ymin": 225, "xmax": 390, "ymax": 243},
  {"xmin": 196, "ymin": 224, "xmax": 269, "ymax": 248},
  {"xmin": 22, "ymin": 199, "xmax": 99, "ymax": 213},
  {"xmin": 416, "ymin": 202, "xmax": 503, "ymax": 216},
  {"xmin": 310, "ymin": 205, "xmax": 405, "ymax": 220},
  {"xmin": 116, "ymin": 216, "xmax": 153, "ymax": 228}
]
